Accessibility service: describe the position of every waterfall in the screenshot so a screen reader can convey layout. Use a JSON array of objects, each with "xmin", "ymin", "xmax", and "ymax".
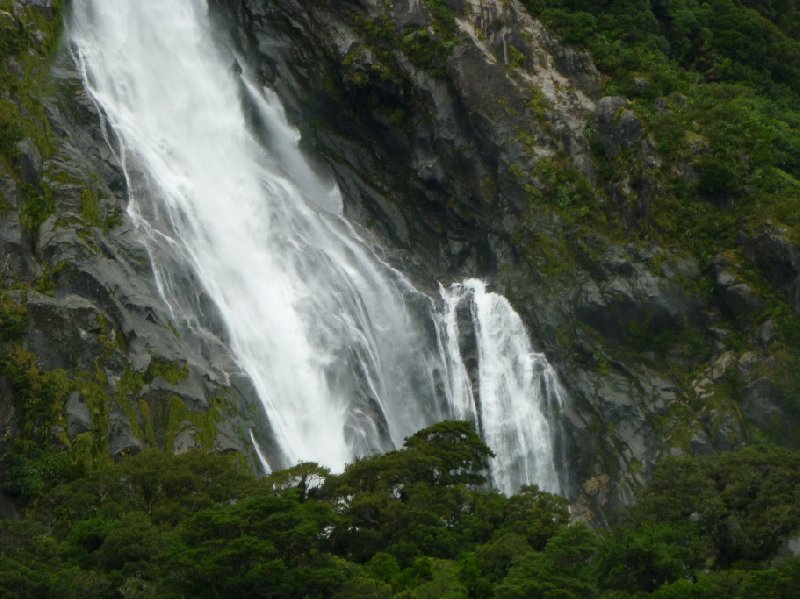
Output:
[
  {"xmin": 439, "ymin": 281, "xmax": 566, "ymax": 494},
  {"xmin": 70, "ymin": 0, "xmax": 566, "ymax": 494}
]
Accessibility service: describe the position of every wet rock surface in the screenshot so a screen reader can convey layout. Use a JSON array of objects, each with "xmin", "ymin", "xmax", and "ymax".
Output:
[
  {"xmin": 0, "ymin": 1, "xmax": 274, "ymax": 491},
  {"xmin": 209, "ymin": 0, "xmax": 800, "ymax": 520},
  {"xmin": 2, "ymin": 0, "xmax": 798, "ymax": 523}
]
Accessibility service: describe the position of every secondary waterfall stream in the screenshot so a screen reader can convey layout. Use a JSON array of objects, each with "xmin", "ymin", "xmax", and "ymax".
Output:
[{"xmin": 70, "ymin": 0, "xmax": 567, "ymax": 495}]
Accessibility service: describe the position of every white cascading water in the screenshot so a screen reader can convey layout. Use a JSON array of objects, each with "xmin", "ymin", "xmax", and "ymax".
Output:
[
  {"xmin": 70, "ymin": 0, "xmax": 566, "ymax": 494},
  {"xmin": 439, "ymin": 280, "xmax": 566, "ymax": 493}
]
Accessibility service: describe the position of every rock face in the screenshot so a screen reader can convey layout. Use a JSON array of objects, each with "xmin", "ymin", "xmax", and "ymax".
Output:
[
  {"xmin": 0, "ymin": 0, "xmax": 275, "ymax": 502},
  {"xmin": 2, "ymin": 0, "xmax": 799, "ymax": 522},
  {"xmin": 741, "ymin": 226, "xmax": 800, "ymax": 311},
  {"xmin": 208, "ymin": 0, "xmax": 800, "ymax": 520}
]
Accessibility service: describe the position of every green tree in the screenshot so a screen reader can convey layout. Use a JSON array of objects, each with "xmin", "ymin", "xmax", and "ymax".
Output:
[
  {"xmin": 495, "ymin": 524, "xmax": 599, "ymax": 599},
  {"xmin": 596, "ymin": 522, "xmax": 706, "ymax": 593}
]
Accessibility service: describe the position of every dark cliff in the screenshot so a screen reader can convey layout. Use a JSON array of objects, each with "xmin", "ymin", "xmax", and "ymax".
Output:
[
  {"xmin": 210, "ymin": 0, "xmax": 800, "ymax": 520},
  {"xmin": 1, "ymin": 0, "xmax": 798, "ymax": 523}
]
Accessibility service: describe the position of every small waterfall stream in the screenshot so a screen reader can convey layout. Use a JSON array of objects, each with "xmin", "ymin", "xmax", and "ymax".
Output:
[{"xmin": 70, "ymin": 0, "xmax": 566, "ymax": 494}]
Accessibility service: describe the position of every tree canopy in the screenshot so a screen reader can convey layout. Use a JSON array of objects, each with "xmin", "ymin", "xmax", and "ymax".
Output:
[{"xmin": 0, "ymin": 422, "xmax": 798, "ymax": 597}]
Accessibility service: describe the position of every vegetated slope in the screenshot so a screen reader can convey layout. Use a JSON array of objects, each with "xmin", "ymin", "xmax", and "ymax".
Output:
[
  {"xmin": 213, "ymin": 0, "xmax": 800, "ymax": 519},
  {"xmin": 1, "ymin": 0, "xmax": 799, "ymax": 528},
  {"xmin": 522, "ymin": 0, "xmax": 800, "ymax": 255},
  {"xmin": 0, "ymin": 0, "xmax": 272, "ymax": 517},
  {"xmin": 519, "ymin": 0, "xmax": 800, "ymax": 497},
  {"xmin": 0, "ymin": 6, "xmax": 798, "ymax": 597},
  {"xmin": 1, "ymin": 422, "xmax": 798, "ymax": 597}
]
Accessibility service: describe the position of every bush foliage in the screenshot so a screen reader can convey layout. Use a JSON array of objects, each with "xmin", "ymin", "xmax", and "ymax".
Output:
[{"xmin": 0, "ymin": 423, "xmax": 797, "ymax": 598}]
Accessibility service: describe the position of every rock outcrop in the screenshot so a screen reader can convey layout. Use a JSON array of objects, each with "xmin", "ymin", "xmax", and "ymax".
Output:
[
  {"xmin": 209, "ymin": 0, "xmax": 800, "ymax": 520},
  {"xmin": 2, "ymin": 0, "xmax": 798, "ymax": 523}
]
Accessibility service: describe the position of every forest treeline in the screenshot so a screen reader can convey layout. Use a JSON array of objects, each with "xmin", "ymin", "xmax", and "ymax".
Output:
[{"xmin": 1, "ymin": 421, "xmax": 798, "ymax": 598}]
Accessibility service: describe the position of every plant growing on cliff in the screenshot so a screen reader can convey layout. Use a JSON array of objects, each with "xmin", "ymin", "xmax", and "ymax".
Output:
[
  {"xmin": 0, "ymin": 294, "xmax": 27, "ymax": 341},
  {"xmin": 0, "ymin": 427, "xmax": 798, "ymax": 597}
]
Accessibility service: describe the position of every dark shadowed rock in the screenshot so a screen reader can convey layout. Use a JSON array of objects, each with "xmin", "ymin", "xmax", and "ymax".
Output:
[
  {"xmin": 108, "ymin": 407, "xmax": 142, "ymax": 457},
  {"xmin": 594, "ymin": 97, "xmax": 640, "ymax": 159},
  {"xmin": 756, "ymin": 320, "xmax": 779, "ymax": 347},
  {"xmin": 13, "ymin": 139, "xmax": 42, "ymax": 186},
  {"xmin": 712, "ymin": 258, "xmax": 764, "ymax": 319},
  {"xmin": 25, "ymin": 292, "xmax": 114, "ymax": 372},
  {"xmin": 740, "ymin": 377, "xmax": 784, "ymax": 430},
  {"xmin": 65, "ymin": 391, "xmax": 93, "ymax": 438},
  {"xmin": 723, "ymin": 284, "xmax": 763, "ymax": 318},
  {"xmin": 576, "ymin": 246, "xmax": 703, "ymax": 344},
  {"xmin": 741, "ymin": 226, "xmax": 800, "ymax": 311}
]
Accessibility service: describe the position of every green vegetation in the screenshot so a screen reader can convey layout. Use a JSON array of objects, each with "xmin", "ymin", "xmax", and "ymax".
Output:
[
  {"xmin": 0, "ymin": 341, "xmax": 215, "ymax": 509},
  {"xmin": 0, "ymin": 422, "xmax": 797, "ymax": 597},
  {"xmin": 0, "ymin": 345, "xmax": 79, "ymax": 503},
  {"xmin": 632, "ymin": 445, "xmax": 800, "ymax": 567},
  {"xmin": 506, "ymin": 0, "xmax": 800, "ymax": 443},
  {"xmin": 522, "ymin": 0, "xmax": 800, "ymax": 96},
  {"xmin": 0, "ymin": 293, "xmax": 27, "ymax": 341},
  {"xmin": 145, "ymin": 358, "xmax": 189, "ymax": 386},
  {"xmin": 519, "ymin": 0, "xmax": 800, "ymax": 250},
  {"xmin": 346, "ymin": 0, "xmax": 459, "ymax": 84},
  {"xmin": 532, "ymin": 155, "xmax": 596, "ymax": 222},
  {"xmin": 19, "ymin": 181, "xmax": 54, "ymax": 233},
  {"xmin": 0, "ymin": 4, "xmax": 798, "ymax": 596},
  {"xmin": 79, "ymin": 187, "xmax": 101, "ymax": 227},
  {"xmin": 0, "ymin": 98, "xmax": 23, "ymax": 158},
  {"xmin": 400, "ymin": 0, "xmax": 457, "ymax": 76},
  {"xmin": 0, "ymin": 0, "xmax": 63, "ymax": 238}
]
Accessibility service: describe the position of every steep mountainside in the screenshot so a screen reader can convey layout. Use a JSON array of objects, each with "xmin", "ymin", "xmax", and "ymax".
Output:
[
  {"xmin": 0, "ymin": 0, "xmax": 274, "ymax": 515},
  {"xmin": 0, "ymin": 0, "xmax": 798, "ymax": 523},
  {"xmin": 211, "ymin": 0, "xmax": 800, "ymax": 519}
]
